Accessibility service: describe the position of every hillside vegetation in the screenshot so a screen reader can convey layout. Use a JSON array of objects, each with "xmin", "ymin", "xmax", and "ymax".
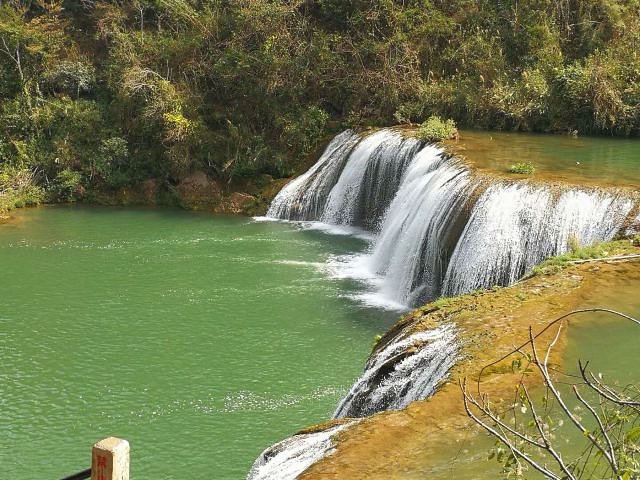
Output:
[{"xmin": 1, "ymin": 0, "xmax": 640, "ymax": 209}]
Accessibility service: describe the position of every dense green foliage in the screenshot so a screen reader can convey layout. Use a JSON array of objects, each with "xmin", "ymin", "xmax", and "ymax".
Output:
[{"xmin": 1, "ymin": 0, "xmax": 640, "ymax": 209}]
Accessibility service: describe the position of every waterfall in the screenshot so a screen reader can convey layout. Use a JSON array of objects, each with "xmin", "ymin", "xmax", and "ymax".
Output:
[
  {"xmin": 266, "ymin": 130, "xmax": 359, "ymax": 221},
  {"xmin": 333, "ymin": 324, "xmax": 457, "ymax": 419},
  {"xmin": 360, "ymin": 152, "xmax": 473, "ymax": 306},
  {"xmin": 268, "ymin": 129, "xmax": 422, "ymax": 229},
  {"xmin": 246, "ymin": 326, "xmax": 457, "ymax": 478},
  {"xmin": 246, "ymin": 421, "xmax": 357, "ymax": 480},
  {"xmin": 267, "ymin": 128, "xmax": 637, "ymax": 309},
  {"xmin": 442, "ymin": 185, "xmax": 634, "ymax": 296},
  {"xmin": 320, "ymin": 130, "xmax": 423, "ymax": 229},
  {"xmin": 252, "ymin": 129, "xmax": 638, "ymax": 479}
]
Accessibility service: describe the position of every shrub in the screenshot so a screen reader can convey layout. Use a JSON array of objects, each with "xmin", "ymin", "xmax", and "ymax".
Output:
[
  {"xmin": 0, "ymin": 185, "xmax": 44, "ymax": 211},
  {"xmin": 92, "ymin": 137, "xmax": 131, "ymax": 190},
  {"xmin": 163, "ymin": 110, "xmax": 194, "ymax": 143},
  {"xmin": 0, "ymin": 167, "xmax": 44, "ymax": 212},
  {"xmin": 52, "ymin": 169, "xmax": 83, "ymax": 201},
  {"xmin": 41, "ymin": 61, "xmax": 96, "ymax": 97},
  {"xmin": 281, "ymin": 106, "xmax": 329, "ymax": 156},
  {"xmin": 417, "ymin": 116, "xmax": 458, "ymax": 142},
  {"xmin": 393, "ymin": 101, "xmax": 424, "ymax": 124},
  {"xmin": 507, "ymin": 162, "xmax": 535, "ymax": 174}
]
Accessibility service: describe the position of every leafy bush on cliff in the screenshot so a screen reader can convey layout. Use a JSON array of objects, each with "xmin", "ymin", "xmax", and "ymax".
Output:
[
  {"xmin": 418, "ymin": 116, "xmax": 458, "ymax": 142},
  {"xmin": 52, "ymin": 169, "xmax": 83, "ymax": 201},
  {"xmin": 0, "ymin": 166, "xmax": 44, "ymax": 212}
]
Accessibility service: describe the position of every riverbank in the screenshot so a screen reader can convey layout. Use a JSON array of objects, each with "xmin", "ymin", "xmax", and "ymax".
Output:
[
  {"xmin": 4, "ymin": 126, "xmax": 639, "ymax": 227},
  {"xmin": 258, "ymin": 239, "xmax": 640, "ymax": 479},
  {"xmin": 0, "ymin": 128, "xmax": 337, "ymax": 224},
  {"xmin": 0, "ymin": 172, "xmax": 281, "ymax": 225}
]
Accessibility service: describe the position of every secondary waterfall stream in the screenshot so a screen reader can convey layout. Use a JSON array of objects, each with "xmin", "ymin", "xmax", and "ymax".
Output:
[{"xmin": 332, "ymin": 324, "xmax": 458, "ymax": 419}]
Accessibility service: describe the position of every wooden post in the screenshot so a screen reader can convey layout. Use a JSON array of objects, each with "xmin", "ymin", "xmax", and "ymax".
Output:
[{"xmin": 91, "ymin": 437, "xmax": 129, "ymax": 480}]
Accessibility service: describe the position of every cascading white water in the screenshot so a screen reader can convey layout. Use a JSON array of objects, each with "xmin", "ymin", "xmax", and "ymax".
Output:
[
  {"xmin": 246, "ymin": 421, "xmax": 357, "ymax": 480},
  {"xmin": 320, "ymin": 130, "xmax": 423, "ymax": 229},
  {"xmin": 551, "ymin": 189, "xmax": 633, "ymax": 250},
  {"xmin": 442, "ymin": 184, "xmax": 634, "ymax": 296},
  {"xmin": 266, "ymin": 130, "xmax": 360, "ymax": 221},
  {"xmin": 360, "ymin": 150, "xmax": 472, "ymax": 306},
  {"xmin": 246, "ymin": 325, "xmax": 457, "ymax": 477},
  {"xmin": 441, "ymin": 183, "xmax": 554, "ymax": 296},
  {"xmin": 268, "ymin": 129, "xmax": 422, "ymax": 229},
  {"xmin": 246, "ymin": 326, "xmax": 458, "ymax": 477},
  {"xmin": 333, "ymin": 324, "xmax": 457, "ymax": 418},
  {"xmin": 267, "ymin": 128, "xmax": 637, "ymax": 308}
]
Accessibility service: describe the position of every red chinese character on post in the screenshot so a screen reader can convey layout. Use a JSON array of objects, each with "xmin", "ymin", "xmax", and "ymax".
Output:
[{"xmin": 92, "ymin": 437, "xmax": 129, "ymax": 480}]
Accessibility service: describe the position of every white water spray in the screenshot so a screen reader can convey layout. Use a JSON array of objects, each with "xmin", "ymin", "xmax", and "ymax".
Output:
[
  {"xmin": 268, "ymin": 128, "xmax": 636, "ymax": 308},
  {"xmin": 333, "ymin": 324, "xmax": 457, "ymax": 418},
  {"xmin": 246, "ymin": 421, "xmax": 357, "ymax": 480}
]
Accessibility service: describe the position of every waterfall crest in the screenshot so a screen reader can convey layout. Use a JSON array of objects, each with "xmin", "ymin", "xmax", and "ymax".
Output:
[
  {"xmin": 320, "ymin": 130, "xmax": 423, "ymax": 229},
  {"xmin": 266, "ymin": 130, "xmax": 359, "ymax": 221},
  {"xmin": 267, "ymin": 128, "xmax": 637, "ymax": 308},
  {"xmin": 267, "ymin": 129, "xmax": 422, "ymax": 229}
]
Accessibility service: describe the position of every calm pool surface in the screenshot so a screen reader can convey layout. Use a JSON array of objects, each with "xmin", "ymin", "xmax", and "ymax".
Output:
[
  {"xmin": 0, "ymin": 206, "xmax": 396, "ymax": 479},
  {"xmin": 451, "ymin": 130, "xmax": 640, "ymax": 188}
]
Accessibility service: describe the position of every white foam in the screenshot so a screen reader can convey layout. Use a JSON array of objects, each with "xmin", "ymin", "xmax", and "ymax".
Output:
[
  {"xmin": 266, "ymin": 128, "xmax": 636, "ymax": 308},
  {"xmin": 333, "ymin": 324, "xmax": 458, "ymax": 418},
  {"xmin": 246, "ymin": 421, "xmax": 357, "ymax": 480}
]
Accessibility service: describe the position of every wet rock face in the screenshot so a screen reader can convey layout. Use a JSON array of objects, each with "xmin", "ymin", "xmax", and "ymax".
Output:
[
  {"xmin": 139, "ymin": 178, "xmax": 159, "ymax": 204},
  {"xmin": 175, "ymin": 171, "xmax": 222, "ymax": 210},
  {"xmin": 174, "ymin": 171, "xmax": 260, "ymax": 213},
  {"xmin": 215, "ymin": 192, "xmax": 257, "ymax": 214}
]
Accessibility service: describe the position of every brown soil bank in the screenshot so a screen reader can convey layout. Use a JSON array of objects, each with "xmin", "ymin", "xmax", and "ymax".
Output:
[{"xmin": 299, "ymin": 242, "xmax": 640, "ymax": 480}]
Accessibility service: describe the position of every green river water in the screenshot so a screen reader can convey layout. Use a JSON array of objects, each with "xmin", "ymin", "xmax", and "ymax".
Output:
[
  {"xmin": 0, "ymin": 206, "xmax": 396, "ymax": 479},
  {"xmin": 2, "ymin": 130, "xmax": 639, "ymax": 480},
  {"xmin": 452, "ymin": 130, "xmax": 640, "ymax": 188}
]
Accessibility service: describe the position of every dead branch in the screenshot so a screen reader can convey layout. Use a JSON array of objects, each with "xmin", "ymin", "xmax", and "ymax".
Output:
[{"xmin": 462, "ymin": 308, "xmax": 640, "ymax": 479}]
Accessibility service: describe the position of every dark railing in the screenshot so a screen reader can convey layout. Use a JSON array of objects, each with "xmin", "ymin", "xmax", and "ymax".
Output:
[{"xmin": 60, "ymin": 468, "xmax": 91, "ymax": 480}]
